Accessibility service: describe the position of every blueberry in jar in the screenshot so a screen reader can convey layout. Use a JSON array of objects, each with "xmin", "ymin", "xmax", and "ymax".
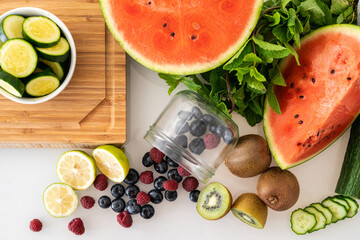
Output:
[
  {"xmin": 223, "ymin": 127, "xmax": 234, "ymax": 144},
  {"xmin": 178, "ymin": 110, "xmax": 192, "ymax": 120},
  {"xmin": 189, "ymin": 138, "xmax": 206, "ymax": 155},
  {"xmin": 191, "ymin": 106, "xmax": 203, "ymax": 119},
  {"xmin": 175, "ymin": 120, "xmax": 190, "ymax": 134},
  {"xmin": 215, "ymin": 124, "xmax": 226, "ymax": 137},
  {"xmin": 154, "ymin": 160, "xmax": 168, "ymax": 174},
  {"xmin": 174, "ymin": 135, "xmax": 188, "ymax": 148},
  {"xmin": 209, "ymin": 125, "xmax": 217, "ymax": 134},
  {"xmin": 203, "ymin": 114, "xmax": 216, "ymax": 125},
  {"xmin": 190, "ymin": 120, "xmax": 207, "ymax": 137}
]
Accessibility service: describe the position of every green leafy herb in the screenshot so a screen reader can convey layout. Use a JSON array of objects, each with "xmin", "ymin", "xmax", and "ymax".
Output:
[{"xmin": 159, "ymin": 0, "xmax": 357, "ymax": 127}]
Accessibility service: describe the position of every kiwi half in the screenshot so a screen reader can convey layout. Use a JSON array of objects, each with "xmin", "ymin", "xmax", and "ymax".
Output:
[
  {"xmin": 231, "ymin": 193, "xmax": 268, "ymax": 229},
  {"xmin": 196, "ymin": 182, "xmax": 232, "ymax": 220}
]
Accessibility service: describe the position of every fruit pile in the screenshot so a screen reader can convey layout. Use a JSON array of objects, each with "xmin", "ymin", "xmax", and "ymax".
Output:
[{"xmin": 0, "ymin": 15, "xmax": 71, "ymax": 98}]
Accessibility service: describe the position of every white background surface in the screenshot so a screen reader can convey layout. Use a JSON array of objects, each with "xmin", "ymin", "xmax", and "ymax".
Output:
[{"xmin": 0, "ymin": 56, "xmax": 358, "ymax": 239}]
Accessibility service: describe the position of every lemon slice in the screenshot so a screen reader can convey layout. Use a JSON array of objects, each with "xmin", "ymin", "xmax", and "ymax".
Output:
[
  {"xmin": 43, "ymin": 183, "xmax": 78, "ymax": 218},
  {"xmin": 56, "ymin": 150, "xmax": 96, "ymax": 190},
  {"xmin": 92, "ymin": 145, "xmax": 129, "ymax": 183}
]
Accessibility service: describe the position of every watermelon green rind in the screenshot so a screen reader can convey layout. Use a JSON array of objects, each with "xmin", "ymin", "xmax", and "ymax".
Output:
[
  {"xmin": 264, "ymin": 24, "xmax": 360, "ymax": 170},
  {"xmin": 99, "ymin": 0, "xmax": 263, "ymax": 75}
]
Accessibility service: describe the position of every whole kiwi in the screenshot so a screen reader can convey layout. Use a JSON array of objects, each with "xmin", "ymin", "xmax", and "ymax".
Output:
[
  {"xmin": 225, "ymin": 134, "xmax": 271, "ymax": 178},
  {"xmin": 257, "ymin": 167, "xmax": 300, "ymax": 211}
]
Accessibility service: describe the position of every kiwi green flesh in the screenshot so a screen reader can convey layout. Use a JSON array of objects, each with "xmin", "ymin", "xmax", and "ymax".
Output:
[
  {"xmin": 196, "ymin": 183, "xmax": 231, "ymax": 220},
  {"xmin": 231, "ymin": 209, "xmax": 264, "ymax": 229}
]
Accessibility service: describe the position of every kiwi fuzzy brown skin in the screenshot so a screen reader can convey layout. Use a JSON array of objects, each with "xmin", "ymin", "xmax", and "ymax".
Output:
[
  {"xmin": 257, "ymin": 167, "xmax": 300, "ymax": 211},
  {"xmin": 225, "ymin": 134, "xmax": 271, "ymax": 178},
  {"xmin": 231, "ymin": 193, "xmax": 268, "ymax": 229}
]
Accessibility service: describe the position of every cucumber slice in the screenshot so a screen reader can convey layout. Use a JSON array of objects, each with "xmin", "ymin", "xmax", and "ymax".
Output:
[
  {"xmin": 310, "ymin": 203, "xmax": 333, "ymax": 225},
  {"xmin": 36, "ymin": 37, "xmax": 70, "ymax": 62},
  {"xmin": 39, "ymin": 59, "xmax": 65, "ymax": 80},
  {"xmin": 0, "ymin": 39, "xmax": 37, "ymax": 78},
  {"xmin": 291, "ymin": 209, "xmax": 317, "ymax": 235},
  {"xmin": 330, "ymin": 196, "xmax": 350, "ymax": 212},
  {"xmin": 25, "ymin": 72, "xmax": 60, "ymax": 97},
  {"xmin": 336, "ymin": 195, "xmax": 359, "ymax": 218},
  {"xmin": 22, "ymin": 16, "xmax": 60, "ymax": 48},
  {"xmin": 0, "ymin": 70, "xmax": 24, "ymax": 97},
  {"xmin": 321, "ymin": 198, "xmax": 348, "ymax": 223},
  {"xmin": 1, "ymin": 15, "xmax": 25, "ymax": 39},
  {"xmin": 304, "ymin": 206, "xmax": 326, "ymax": 232}
]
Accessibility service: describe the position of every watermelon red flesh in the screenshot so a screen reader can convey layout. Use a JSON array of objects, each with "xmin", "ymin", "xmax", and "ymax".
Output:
[
  {"xmin": 264, "ymin": 24, "xmax": 360, "ymax": 169},
  {"xmin": 99, "ymin": 0, "xmax": 263, "ymax": 74}
]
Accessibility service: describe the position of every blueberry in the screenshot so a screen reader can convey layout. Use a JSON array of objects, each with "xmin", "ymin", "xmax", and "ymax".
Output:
[
  {"xmin": 215, "ymin": 124, "xmax": 226, "ymax": 137},
  {"xmin": 209, "ymin": 125, "xmax": 217, "ymax": 134},
  {"xmin": 189, "ymin": 138, "xmax": 206, "ymax": 155},
  {"xmin": 125, "ymin": 185, "xmax": 140, "ymax": 199},
  {"xmin": 148, "ymin": 189, "xmax": 163, "ymax": 204},
  {"xmin": 165, "ymin": 191, "xmax": 178, "ymax": 202},
  {"xmin": 154, "ymin": 176, "xmax": 167, "ymax": 191},
  {"xmin": 126, "ymin": 199, "xmax": 141, "ymax": 215},
  {"xmin": 142, "ymin": 152, "xmax": 154, "ymax": 167},
  {"xmin": 167, "ymin": 169, "xmax": 183, "ymax": 183},
  {"xmin": 189, "ymin": 120, "xmax": 207, "ymax": 137},
  {"xmin": 166, "ymin": 156, "xmax": 179, "ymax": 168},
  {"xmin": 178, "ymin": 110, "xmax": 192, "ymax": 120},
  {"xmin": 191, "ymin": 106, "xmax": 203, "ymax": 119},
  {"xmin": 124, "ymin": 168, "xmax": 139, "ymax": 185},
  {"xmin": 111, "ymin": 198, "xmax": 125, "ymax": 213},
  {"xmin": 140, "ymin": 204, "xmax": 155, "ymax": 219},
  {"xmin": 175, "ymin": 120, "xmax": 189, "ymax": 134},
  {"xmin": 98, "ymin": 196, "xmax": 111, "ymax": 209},
  {"xmin": 223, "ymin": 127, "xmax": 234, "ymax": 144},
  {"xmin": 204, "ymin": 114, "xmax": 216, "ymax": 125},
  {"xmin": 174, "ymin": 135, "xmax": 188, "ymax": 148},
  {"xmin": 189, "ymin": 190, "xmax": 200, "ymax": 203},
  {"xmin": 154, "ymin": 160, "xmax": 168, "ymax": 174},
  {"xmin": 111, "ymin": 184, "xmax": 125, "ymax": 198}
]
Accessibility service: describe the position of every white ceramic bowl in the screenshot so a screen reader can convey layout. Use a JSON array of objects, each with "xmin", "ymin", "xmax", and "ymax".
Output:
[{"xmin": 0, "ymin": 7, "xmax": 76, "ymax": 104}]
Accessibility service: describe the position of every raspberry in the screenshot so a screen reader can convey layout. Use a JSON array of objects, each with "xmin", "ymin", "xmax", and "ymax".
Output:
[
  {"xmin": 68, "ymin": 218, "xmax": 85, "ymax": 235},
  {"xmin": 117, "ymin": 211, "xmax": 133, "ymax": 228},
  {"xmin": 94, "ymin": 174, "xmax": 108, "ymax": 191},
  {"xmin": 139, "ymin": 171, "xmax": 154, "ymax": 184},
  {"xmin": 177, "ymin": 165, "xmax": 191, "ymax": 177},
  {"xmin": 29, "ymin": 219, "xmax": 42, "ymax": 232},
  {"xmin": 136, "ymin": 191, "xmax": 150, "ymax": 205},
  {"xmin": 203, "ymin": 133, "xmax": 220, "ymax": 150},
  {"xmin": 80, "ymin": 196, "xmax": 95, "ymax": 209},
  {"xmin": 163, "ymin": 179, "xmax": 178, "ymax": 191},
  {"xmin": 182, "ymin": 177, "xmax": 199, "ymax": 192},
  {"xmin": 149, "ymin": 148, "xmax": 165, "ymax": 163}
]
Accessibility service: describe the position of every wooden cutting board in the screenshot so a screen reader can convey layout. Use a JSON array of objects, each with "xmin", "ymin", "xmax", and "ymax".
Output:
[{"xmin": 0, "ymin": 0, "xmax": 126, "ymax": 148}]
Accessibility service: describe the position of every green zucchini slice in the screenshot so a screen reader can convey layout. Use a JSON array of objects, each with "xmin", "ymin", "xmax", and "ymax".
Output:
[
  {"xmin": 321, "ymin": 198, "xmax": 348, "ymax": 223},
  {"xmin": 25, "ymin": 71, "xmax": 60, "ymax": 97},
  {"xmin": 33, "ymin": 62, "xmax": 54, "ymax": 74},
  {"xmin": 310, "ymin": 203, "xmax": 333, "ymax": 225},
  {"xmin": 36, "ymin": 37, "xmax": 70, "ymax": 62},
  {"xmin": 0, "ymin": 70, "xmax": 24, "ymax": 97},
  {"xmin": 291, "ymin": 209, "xmax": 317, "ymax": 235},
  {"xmin": 0, "ymin": 39, "xmax": 37, "ymax": 78},
  {"xmin": 336, "ymin": 195, "xmax": 359, "ymax": 218},
  {"xmin": 1, "ymin": 15, "xmax": 25, "ymax": 40},
  {"xmin": 39, "ymin": 58, "xmax": 65, "ymax": 80},
  {"xmin": 22, "ymin": 16, "xmax": 60, "ymax": 48},
  {"xmin": 304, "ymin": 206, "xmax": 326, "ymax": 232}
]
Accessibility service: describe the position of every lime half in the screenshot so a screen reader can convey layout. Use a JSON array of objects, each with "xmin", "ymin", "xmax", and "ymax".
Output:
[
  {"xmin": 92, "ymin": 145, "xmax": 129, "ymax": 183},
  {"xmin": 43, "ymin": 183, "xmax": 78, "ymax": 218},
  {"xmin": 56, "ymin": 150, "xmax": 96, "ymax": 190}
]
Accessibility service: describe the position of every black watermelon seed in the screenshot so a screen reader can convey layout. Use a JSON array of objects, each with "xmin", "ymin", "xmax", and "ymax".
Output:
[
  {"xmin": 299, "ymin": 95, "xmax": 304, "ymax": 99},
  {"xmin": 302, "ymin": 74, "xmax": 307, "ymax": 79},
  {"xmin": 191, "ymin": 35, "xmax": 197, "ymax": 40},
  {"xmin": 163, "ymin": 23, "xmax": 167, "ymax": 28},
  {"xmin": 290, "ymin": 83, "xmax": 294, "ymax": 88},
  {"xmin": 170, "ymin": 32, "xmax": 175, "ymax": 37},
  {"xmin": 147, "ymin": 1, "xmax": 152, "ymax": 5},
  {"xmin": 308, "ymin": 145, "xmax": 311, "ymax": 148},
  {"xmin": 303, "ymin": 144, "xmax": 306, "ymax": 147},
  {"xmin": 317, "ymin": 132, "xmax": 319, "ymax": 137},
  {"xmin": 331, "ymin": 69, "xmax": 335, "ymax": 74},
  {"xmin": 299, "ymin": 120, "xmax": 303, "ymax": 124},
  {"xmin": 297, "ymin": 143, "xmax": 301, "ymax": 146},
  {"xmin": 295, "ymin": 114, "xmax": 299, "ymax": 118},
  {"xmin": 347, "ymin": 77, "xmax": 351, "ymax": 80},
  {"xmin": 312, "ymin": 78, "xmax": 315, "ymax": 83}
]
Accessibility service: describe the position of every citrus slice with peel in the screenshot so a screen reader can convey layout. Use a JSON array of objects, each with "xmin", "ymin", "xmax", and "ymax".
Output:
[
  {"xmin": 56, "ymin": 150, "xmax": 96, "ymax": 190},
  {"xmin": 92, "ymin": 145, "xmax": 129, "ymax": 183},
  {"xmin": 43, "ymin": 183, "xmax": 78, "ymax": 218}
]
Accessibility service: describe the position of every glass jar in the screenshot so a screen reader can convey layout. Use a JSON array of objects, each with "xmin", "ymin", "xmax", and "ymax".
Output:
[{"xmin": 144, "ymin": 90, "xmax": 239, "ymax": 183}]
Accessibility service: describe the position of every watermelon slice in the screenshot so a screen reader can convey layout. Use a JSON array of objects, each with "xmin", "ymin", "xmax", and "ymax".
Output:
[
  {"xmin": 264, "ymin": 24, "xmax": 360, "ymax": 169},
  {"xmin": 99, "ymin": 0, "xmax": 263, "ymax": 74}
]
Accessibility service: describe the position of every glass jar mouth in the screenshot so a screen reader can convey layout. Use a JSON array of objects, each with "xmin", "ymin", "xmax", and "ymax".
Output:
[{"xmin": 144, "ymin": 125, "xmax": 215, "ymax": 183}]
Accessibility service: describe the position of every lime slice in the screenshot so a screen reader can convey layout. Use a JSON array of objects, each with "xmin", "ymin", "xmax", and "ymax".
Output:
[
  {"xmin": 92, "ymin": 145, "xmax": 129, "ymax": 183},
  {"xmin": 43, "ymin": 183, "xmax": 78, "ymax": 218},
  {"xmin": 56, "ymin": 150, "xmax": 96, "ymax": 190}
]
